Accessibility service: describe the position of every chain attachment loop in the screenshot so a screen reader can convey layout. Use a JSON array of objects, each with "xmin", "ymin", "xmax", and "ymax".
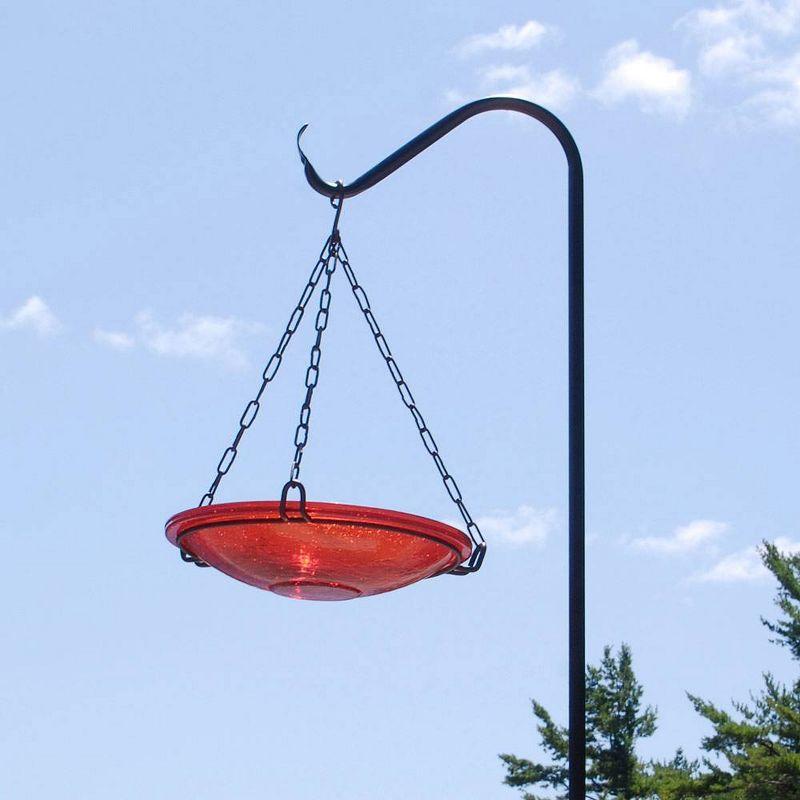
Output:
[{"xmin": 280, "ymin": 480, "xmax": 310, "ymax": 522}]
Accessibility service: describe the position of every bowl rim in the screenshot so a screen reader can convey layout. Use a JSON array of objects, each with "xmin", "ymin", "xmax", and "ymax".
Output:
[{"xmin": 165, "ymin": 499, "xmax": 473, "ymax": 565}]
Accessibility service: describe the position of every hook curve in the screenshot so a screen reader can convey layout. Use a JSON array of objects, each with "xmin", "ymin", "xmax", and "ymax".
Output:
[{"xmin": 295, "ymin": 97, "xmax": 581, "ymax": 201}]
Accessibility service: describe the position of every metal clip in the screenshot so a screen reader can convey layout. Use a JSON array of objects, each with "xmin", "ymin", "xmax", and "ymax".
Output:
[{"xmin": 280, "ymin": 480, "xmax": 311, "ymax": 522}]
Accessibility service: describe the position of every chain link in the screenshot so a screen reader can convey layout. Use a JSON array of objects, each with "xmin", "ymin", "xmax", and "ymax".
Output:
[
  {"xmin": 287, "ymin": 236, "xmax": 339, "ymax": 483},
  {"xmin": 337, "ymin": 241, "xmax": 486, "ymax": 573}
]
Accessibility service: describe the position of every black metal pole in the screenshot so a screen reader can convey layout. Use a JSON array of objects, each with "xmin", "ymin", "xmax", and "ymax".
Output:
[{"xmin": 297, "ymin": 97, "xmax": 585, "ymax": 800}]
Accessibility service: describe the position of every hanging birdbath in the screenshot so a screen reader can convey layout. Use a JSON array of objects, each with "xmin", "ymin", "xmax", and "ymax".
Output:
[
  {"xmin": 166, "ymin": 498, "xmax": 473, "ymax": 601},
  {"xmin": 166, "ymin": 153, "xmax": 486, "ymax": 600}
]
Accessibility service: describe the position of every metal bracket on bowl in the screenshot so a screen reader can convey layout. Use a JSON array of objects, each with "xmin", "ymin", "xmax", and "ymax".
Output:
[
  {"xmin": 449, "ymin": 542, "xmax": 487, "ymax": 575},
  {"xmin": 280, "ymin": 480, "xmax": 311, "ymax": 522},
  {"xmin": 179, "ymin": 545, "xmax": 210, "ymax": 568}
]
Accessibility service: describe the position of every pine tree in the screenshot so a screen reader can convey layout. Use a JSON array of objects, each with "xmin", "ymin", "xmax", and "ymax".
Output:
[
  {"xmin": 662, "ymin": 541, "xmax": 800, "ymax": 799},
  {"xmin": 500, "ymin": 644, "xmax": 657, "ymax": 799},
  {"xmin": 640, "ymin": 750, "xmax": 700, "ymax": 799}
]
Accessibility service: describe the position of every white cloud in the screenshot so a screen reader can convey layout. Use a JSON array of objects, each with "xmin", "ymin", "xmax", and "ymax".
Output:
[
  {"xmin": 93, "ymin": 311, "xmax": 265, "ymax": 369},
  {"xmin": 475, "ymin": 505, "xmax": 557, "ymax": 547},
  {"xmin": 456, "ymin": 20, "xmax": 555, "ymax": 57},
  {"xmin": 632, "ymin": 519, "xmax": 729, "ymax": 554},
  {"xmin": 480, "ymin": 64, "xmax": 580, "ymax": 110},
  {"xmin": 1, "ymin": 296, "xmax": 61, "ymax": 337},
  {"xmin": 681, "ymin": 1, "xmax": 800, "ymax": 39},
  {"xmin": 447, "ymin": 6, "xmax": 800, "ymax": 129},
  {"xmin": 482, "ymin": 64, "xmax": 533, "ymax": 84},
  {"xmin": 687, "ymin": 5, "xmax": 743, "ymax": 33},
  {"xmin": 443, "ymin": 88, "xmax": 468, "ymax": 106},
  {"xmin": 679, "ymin": 1, "xmax": 800, "ymax": 126},
  {"xmin": 755, "ymin": 0, "xmax": 800, "ymax": 34},
  {"xmin": 680, "ymin": 3, "xmax": 769, "ymax": 78},
  {"xmin": 593, "ymin": 40, "xmax": 693, "ymax": 118},
  {"xmin": 93, "ymin": 328, "xmax": 135, "ymax": 350},
  {"xmin": 135, "ymin": 311, "xmax": 264, "ymax": 370},
  {"xmin": 695, "ymin": 536, "xmax": 800, "ymax": 582},
  {"xmin": 699, "ymin": 33, "xmax": 764, "ymax": 74},
  {"xmin": 696, "ymin": 546, "xmax": 765, "ymax": 581},
  {"xmin": 739, "ymin": 49, "xmax": 800, "ymax": 124}
]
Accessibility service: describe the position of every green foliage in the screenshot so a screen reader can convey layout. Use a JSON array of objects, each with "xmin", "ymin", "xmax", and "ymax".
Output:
[
  {"xmin": 639, "ymin": 750, "xmax": 700, "ymax": 799},
  {"xmin": 499, "ymin": 644, "xmax": 657, "ymax": 800},
  {"xmin": 762, "ymin": 541, "xmax": 800, "ymax": 661},
  {"xmin": 652, "ymin": 541, "xmax": 800, "ymax": 799},
  {"xmin": 499, "ymin": 541, "xmax": 800, "ymax": 799}
]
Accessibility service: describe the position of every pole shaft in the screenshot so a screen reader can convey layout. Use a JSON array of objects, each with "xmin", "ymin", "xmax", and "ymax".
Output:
[{"xmin": 567, "ymin": 158, "xmax": 585, "ymax": 800}]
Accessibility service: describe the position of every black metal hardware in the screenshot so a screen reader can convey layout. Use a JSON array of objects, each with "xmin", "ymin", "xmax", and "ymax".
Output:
[
  {"xmin": 280, "ymin": 480, "xmax": 310, "ymax": 522},
  {"xmin": 296, "ymin": 96, "xmax": 585, "ymax": 799},
  {"xmin": 287, "ymin": 233, "xmax": 339, "ymax": 485}
]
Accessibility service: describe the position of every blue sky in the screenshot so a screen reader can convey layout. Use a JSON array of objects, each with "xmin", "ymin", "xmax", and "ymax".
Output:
[{"xmin": 2, "ymin": 1, "xmax": 799, "ymax": 798}]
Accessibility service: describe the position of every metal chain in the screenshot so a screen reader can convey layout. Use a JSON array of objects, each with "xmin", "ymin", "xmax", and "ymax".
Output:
[
  {"xmin": 286, "ymin": 236, "xmax": 339, "ymax": 484},
  {"xmin": 184, "ymin": 191, "xmax": 485, "ymax": 574},
  {"xmin": 181, "ymin": 234, "xmax": 333, "ymax": 566},
  {"xmin": 283, "ymin": 188, "xmax": 345, "ymax": 488},
  {"xmin": 337, "ymin": 241, "xmax": 486, "ymax": 573},
  {"xmin": 195, "ymin": 236, "xmax": 333, "ymax": 506}
]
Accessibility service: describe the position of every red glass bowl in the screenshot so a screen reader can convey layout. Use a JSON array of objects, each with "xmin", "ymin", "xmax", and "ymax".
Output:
[{"xmin": 165, "ymin": 501, "xmax": 472, "ymax": 601}]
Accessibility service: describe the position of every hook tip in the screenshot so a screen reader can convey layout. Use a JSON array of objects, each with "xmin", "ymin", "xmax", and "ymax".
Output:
[{"xmin": 296, "ymin": 124, "xmax": 310, "ymax": 163}]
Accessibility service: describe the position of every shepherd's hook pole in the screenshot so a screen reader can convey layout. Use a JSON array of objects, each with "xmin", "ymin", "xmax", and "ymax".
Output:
[{"xmin": 297, "ymin": 97, "xmax": 585, "ymax": 799}]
